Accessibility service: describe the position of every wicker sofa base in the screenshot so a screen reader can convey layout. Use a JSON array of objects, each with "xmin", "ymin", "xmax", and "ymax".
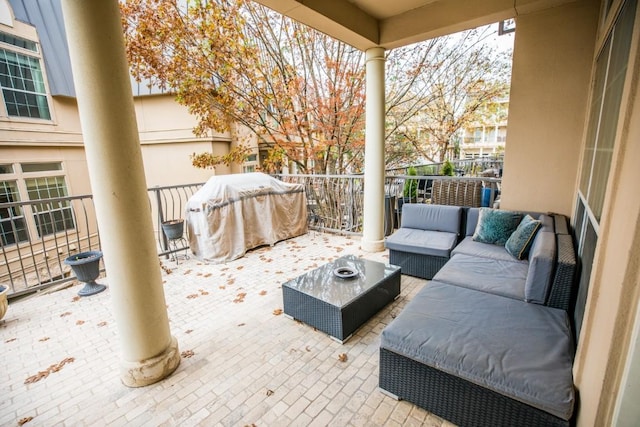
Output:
[
  {"xmin": 379, "ymin": 347, "xmax": 570, "ymax": 427},
  {"xmin": 388, "ymin": 249, "xmax": 448, "ymax": 280}
]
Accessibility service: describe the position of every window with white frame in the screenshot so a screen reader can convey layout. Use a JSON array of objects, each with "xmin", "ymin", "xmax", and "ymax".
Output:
[
  {"xmin": 0, "ymin": 165, "xmax": 28, "ymax": 246},
  {"xmin": 574, "ymin": 0, "xmax": 636, "ymax": 337},
  {"xmin": 0, "ymin": 162, "xmax": 75, "ymax": 246},
  {"xmin": 0, "ymin": 30, "xmax": 51, "ymax": 120}
]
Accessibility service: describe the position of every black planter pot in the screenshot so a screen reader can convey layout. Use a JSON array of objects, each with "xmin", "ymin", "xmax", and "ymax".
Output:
[
  {"xmin": 64, "ymin": 251, "xmax": 106, "ymax": 297},
  {"xmin": 161, "ymin": 219, "xmax": 184, "ymax": 240}
]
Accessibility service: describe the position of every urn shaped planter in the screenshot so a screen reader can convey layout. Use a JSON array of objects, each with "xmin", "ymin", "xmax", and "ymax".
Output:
[
  {"xmin": 64, "ymin": 251, "xmax": 106, "ymax": 297},
  {"xmin": 161, "ymin": 219, "xmax": 184, "ymax": 240},
  {"xmin": 0, "ymin": 285, "xmax": 8, "ymax": 321}
]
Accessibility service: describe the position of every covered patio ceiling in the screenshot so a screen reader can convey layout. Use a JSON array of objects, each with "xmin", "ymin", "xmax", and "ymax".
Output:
[{"xmin": 252, "ymin": 0, "xmax": 575, "ymax": 50}]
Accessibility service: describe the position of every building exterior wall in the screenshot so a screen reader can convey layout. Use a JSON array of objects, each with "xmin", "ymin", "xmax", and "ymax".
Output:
[
  {"xmin": 573, "ymin": 2, "xmax": 640, "ymax": 424},
  {"xmin": 501, "ymin": 0, "xmax": 599, "ymax": 216}
]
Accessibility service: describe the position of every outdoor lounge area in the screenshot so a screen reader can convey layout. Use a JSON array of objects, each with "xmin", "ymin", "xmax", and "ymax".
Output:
[
  {"xmin": 0, "ymin": 232, "xmax": 454, "ymax": 426},
  {"xmin": 3, "ymin": 0, "xmax": 640, "ymax": 425}
]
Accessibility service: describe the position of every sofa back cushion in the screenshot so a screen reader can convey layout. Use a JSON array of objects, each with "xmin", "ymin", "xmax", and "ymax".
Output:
[
  {"xmin": 525, "ymin": 230, "xmax": 557, "ymax": 304},
  {"xmin": 401, "ymin": 204, "xmax": 462, "ymax": 234},
  {"xmin": 463, "ymin": 207, "xmax": 480, "ymax": 236}
]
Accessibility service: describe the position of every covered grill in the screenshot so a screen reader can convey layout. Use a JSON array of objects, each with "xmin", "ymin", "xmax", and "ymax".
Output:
[{"xmin": 185, "ymin": 173, "xmax": 307, "ymax": 263}]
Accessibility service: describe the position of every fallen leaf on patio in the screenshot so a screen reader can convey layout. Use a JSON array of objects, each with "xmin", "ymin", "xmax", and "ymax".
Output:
[
  {"xmin": 203, "ymin": 273, "xmax": 212, "ymax": 278},
  {"xmin": 24, "ymin": 371, "xmax": 49, "ymax": 384},
  {"xmin": 266, "ymin": 389, "xmax": 274, "ymax": 397},
  {"xmin": 335, "ymin": 247, "xmax": 344, "ymax": 252},
  {"xmin": 227, "ymin": 278, "xmax": 236, "ymax": 285},
  {"xmin": 221, "ymin": 267, "xmax": 229, "ymax": 271},
  {"xmin": 273, "ymin": 308, "xmax": 283, "ymax": 316},
  {"xmin": 184, "ymin": 269, "xmax": 192, "ymax": 275},
  {"xmin": 219, "ymin": 286, "xmax": 226, "ymax": 290},
  {"xmin": 295, "ymin": 319, "xmax": 303, "ymax": 325},
  {"xmin": 259, "ymin": 290, "xmax": 267, "ymax": 296},
  {"xmin": 237, "ymin": 266, "xmax": 244, "ymax": 270},
  {"xmin": 305, "ymin": 346, "xmax": 311, "ymax": 352},
  {"xmin": 24, "ymin": 357, "xmax": 75, "ymax": 384},
  {"xmin": 338, "ymin": 353, "xmax": 348, "ymax": 362},
  {"xmin": 275, "ymin": 271, "xmax": 283, "ymax": 274},
  {"xmin": 76, "ymin": 320, "xmax": 85, "ymax": 325},
  {"xmin": 5, "ymin": 338, "xmax": 16, "ymax": 343},
  {"xmin": 233, "ymin": 292, "xmax": 247, "ymax": 303},
  {"xmin": 345, "ymin": 242, "xmax": 354, "ymax": 246},
  {"xmin": 72, "ymin": 296, "xmax": 81, "ymax": 302},
  {"xmin": 181, "ymin": 350, "xmax": 195, "ymax": 358},
  {"xmin": 97, "ymin": 321, "xmax": 107, "ymax": 327},
  {"xmin": 160, "ymin": 262, "xmax": 173, "ymax": 275},
  {"xmin": 196, "ymin": 272, "xmax": 202, "ymax": 276},
  {"xmin": 237, "ymin": 323, "xmax": 246, "ymax": 327},
  {"xmin": 60, "ymin": 312, "xmax": 71, "ymax": 317},
  {"xmin": 199, "ymin": 289, "xmax": 209, "ymax": 296},
  {"xmin": 18, "ymin": 416, "xmax": 33, "ymax": 425},
  {"xmin": 185, "ymin": 329, "xmax": 193, "ymax": 334},
  {"xmin": 187, "ymin": 294, "xmax": 199, "ymax": 299},
  {"xmin": 38, "ymin": 337, "xmax": 49, "ymax": 342}
]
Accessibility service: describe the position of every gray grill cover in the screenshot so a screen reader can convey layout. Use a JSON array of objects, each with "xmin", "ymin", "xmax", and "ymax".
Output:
[
  {"xmin": 381, "ymin": 281, "xmax": 575, "ymax": 420},
  {"xmin": 186, "ymin": 173, "xmax": 307, "ymax": 263}
]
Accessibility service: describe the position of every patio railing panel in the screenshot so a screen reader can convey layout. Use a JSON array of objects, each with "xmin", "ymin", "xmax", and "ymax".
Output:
[{"xmin": 2, "ymin": 176, "xmax": 500, "ymax": 298}]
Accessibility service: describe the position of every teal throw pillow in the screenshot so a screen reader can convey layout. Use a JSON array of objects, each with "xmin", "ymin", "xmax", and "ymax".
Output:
[
  {"xmin": 472, "ymin": 208, "xmax": 522, "ymax": 245},
  {"xmin": 505, "ymin": 215, "xmax": 542, "ymax": 260}
]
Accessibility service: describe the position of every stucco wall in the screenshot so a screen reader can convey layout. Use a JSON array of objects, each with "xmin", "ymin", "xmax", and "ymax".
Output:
[{"xmin": 500, "ymin": 0, "xmax": 599, "ymax": 216}]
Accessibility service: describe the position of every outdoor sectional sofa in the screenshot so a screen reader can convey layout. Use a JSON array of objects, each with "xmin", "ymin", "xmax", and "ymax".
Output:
[{"xmin": 381, "ymin": 204, "xmax": 577, "ymax": 427}]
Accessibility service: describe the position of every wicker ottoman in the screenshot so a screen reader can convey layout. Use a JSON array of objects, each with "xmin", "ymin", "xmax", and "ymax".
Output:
[{"xmin": 282, "ymin": 255, "xmax": 401, "ymax": 343}]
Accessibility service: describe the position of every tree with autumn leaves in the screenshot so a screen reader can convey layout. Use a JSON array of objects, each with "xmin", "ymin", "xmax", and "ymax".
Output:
[{"xmin": 120, "ymin": 0, "xmax": 510, "ymax": 174}]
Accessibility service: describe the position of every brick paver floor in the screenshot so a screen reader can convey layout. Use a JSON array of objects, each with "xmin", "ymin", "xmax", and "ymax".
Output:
[{"xmin": 1, "ymin": 232, "xmax": 454, "ymax": 426}]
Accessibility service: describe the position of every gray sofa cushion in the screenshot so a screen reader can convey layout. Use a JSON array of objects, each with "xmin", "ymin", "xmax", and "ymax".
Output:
[
  {"xmin": 463, "ymin": 207, "xmax": 480, "ymax": 236},
  {"xmin": 401, "ymin": 204, "xmax": 462, "ymax": 234},
  {"xmin": 381, "ymin": 281, "xmax": 575, "ymax": 421},
  {"xmin": 525, "ymin": 230, "xmax": 557, "ymax": 304},
  {"xmin": 432, "ymin": 253, "xmax": 528, "ymax": 300},
  {"xmin": 385, "ymin": 228, "xmax": 458, "ymax": 258},
  {"xmin": 452, "ymin": 236, "xmax": 528, "ymax": 263},
  {"xmin": 539, "ymin": 213, "xmax": 554, "ymax": 232}
]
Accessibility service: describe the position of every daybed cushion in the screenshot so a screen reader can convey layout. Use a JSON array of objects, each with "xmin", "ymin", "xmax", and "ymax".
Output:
[
  {"xmin": 401, "ymin": 204, "xmax": 462, "ymax": 233},
  {"xmin": 451, "ymin": 236, "xmax": 527, "ymax": 263},
  {"xmin": 432, "ymin": 253, "xmax": 528, "ymax": 300},
  {"xmin": 380, "ymin": 281, "xmax": 575, "ymax": 421},
  {"xmin": 385, "ymin": 228, "xmax": 458, "ymax": 258}
]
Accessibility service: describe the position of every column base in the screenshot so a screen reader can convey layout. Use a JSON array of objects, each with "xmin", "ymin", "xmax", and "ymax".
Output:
[
  {"xmin": 361, "ymin": 238, "xmax": 385, "ymax": 253},
  {"xmin": 120, "ymin": 335, "xmax": 181, "ymax": 387}
]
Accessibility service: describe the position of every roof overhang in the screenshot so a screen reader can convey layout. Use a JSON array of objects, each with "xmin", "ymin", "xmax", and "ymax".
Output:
[{"xmin": 252, "ymin": 0, "xmax": 579, "ymax": 50}]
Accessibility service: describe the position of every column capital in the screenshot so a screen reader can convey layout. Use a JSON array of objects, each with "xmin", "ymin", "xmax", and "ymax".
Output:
[{"xmin": 365, "ymin": 47, "xmax": 386, "ymax": 61}]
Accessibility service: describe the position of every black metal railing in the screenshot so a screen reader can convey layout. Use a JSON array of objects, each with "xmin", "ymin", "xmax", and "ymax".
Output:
[
  {"xmin": 1, "ymin": 183, "xmax": 204, "ymax": 298},
  {"xmin": 1, "ymin": 175, "xmax": 501, "ymax": 298}
]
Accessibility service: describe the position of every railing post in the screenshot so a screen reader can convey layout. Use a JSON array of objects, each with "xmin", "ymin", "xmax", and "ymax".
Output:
[{"xmin": 154, "ymin": 186, "xmax": 169, "ymax": 254}]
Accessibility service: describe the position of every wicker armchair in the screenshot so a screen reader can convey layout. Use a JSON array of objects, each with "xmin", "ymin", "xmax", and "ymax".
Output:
[{"xmin": 431, "ymin": 179, "xmax": 482, "ymax": 207}]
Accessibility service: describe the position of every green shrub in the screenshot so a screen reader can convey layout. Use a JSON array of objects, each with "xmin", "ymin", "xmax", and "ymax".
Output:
[
  {"xmin": 441, "ymin": 160, "xmax": 454, "ymax": 176},
  {"xmin": 403, "ymin": 166, "xmax": 418, "ymax": 199}
]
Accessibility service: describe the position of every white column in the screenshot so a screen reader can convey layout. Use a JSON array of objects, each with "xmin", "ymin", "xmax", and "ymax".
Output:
[
  {"xmin": 361, "ymin": 47, "xmax": 386, "ymax": 253},
  {"xmin": 61, "ymin": 0, "xmax": 179, "ymax": 387}
]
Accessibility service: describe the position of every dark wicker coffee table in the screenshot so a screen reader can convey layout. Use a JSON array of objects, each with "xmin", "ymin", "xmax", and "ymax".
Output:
[{"xmin": 282, "ymin": 255, "xmax": 401, "ymax": 343}]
